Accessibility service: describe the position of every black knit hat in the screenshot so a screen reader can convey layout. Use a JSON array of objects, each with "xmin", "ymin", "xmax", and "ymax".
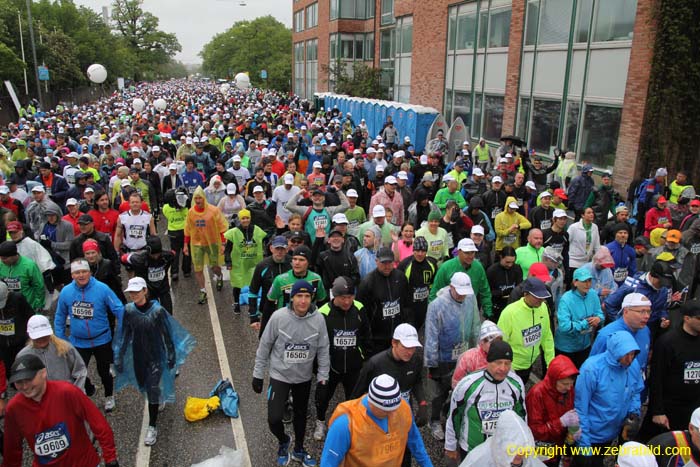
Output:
[{"xmin": 487, "ymin": 340, "xmax": 513, "ymax": 362}]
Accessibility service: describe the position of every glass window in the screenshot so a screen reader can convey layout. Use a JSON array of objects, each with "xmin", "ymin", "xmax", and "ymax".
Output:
[
  {"xmin": 538, "ymin": 0, "xmax": 573, "ymax": 45},
  {"xmin": 593, "ymin": 0, "xmax": 637, "ymax": 42},
  {"xmin": 444, "ymin": 89, "xmax": 454, "ymax": 125},
  {"xmin": 380, "ymin": 29, "xmax": 394, "ymax": 59},
  {"xmin": 341, "ymin": 35, "xmax": 354, "ymax": 59},
  {"xmin": 306, "ymin": 3, "xmax": 318, "ymax": 29},
  {"xmin": 478, "ymin": 11, "xmax": 488, "ymax": 48},
  {"xmin": 530, "ymin": 99, "xmax": 561, "ymax": 154},
  {"xmin": 488, "ymin": 7, "xmax": 511, "ymax": 48},
  {"xmin": 330, "ymin": 34, "xmax": 338, "ymax": 60},
  {"xmin": 355, "ymin": 37, "xmax": 364, "ymax": 60},
  {"xmin": 365, "ymin": 33, "xmax": 375, "ymax": 60},
  {"xmin": 483, "ymin": 95, "xmax": 504, "ymax": 141},
  {"xmin": 517, "ymin": 97, "xmax": 531, "ymax": 139},
  {"xmin": 381, "ymin": 0, "xmax": 394, "ymax": 25},
  {"xmin": 454, "ymin": 92, "xmax": 472, "ymax": 131},
  {"xmin": 525, "ymin": 1, "xmax": 539, "ymax": 46},
  {"xmin": 340, "ymin": 0, "xmax": 355, "ymax": 18},
  {"xmin": 575, "ymin": 0, "xmax": 594, "ymax": 43},
  {"xmin": 579, "ymin": 104, "xmax": 622, "ymax": 168},
  {"xmin": 400, "ymin": 21, "xmax": 412, "ymax": 54},
  {"xmin": 564, "ymin": 101, "xmax": 580, "ymax": 151},
  {"xmin": 294, "ymin": 10, "xmax": 304, "ymax": 33},
  {"xmin": 457, "ymin": 12, "xmax": 478, "ymax": 50},
  {"xmin": 472, "ymin": 93, "xmax": 483, "ymax": 136},
  {"xmin": 330, "ymin": 0, "xmax": 338, "ymax": 19},
  {"xmin": 448, "ymin": 15, "xmax": 457, "ymax": 51}
]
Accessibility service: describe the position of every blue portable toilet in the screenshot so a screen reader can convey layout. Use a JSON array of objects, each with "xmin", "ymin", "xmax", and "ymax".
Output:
[{"xmin": 404, "ymin": 106, "xmax": 418, "ymax": 147}]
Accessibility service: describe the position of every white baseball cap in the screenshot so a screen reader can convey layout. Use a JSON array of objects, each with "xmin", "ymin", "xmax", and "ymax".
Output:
[
  {"xmin": 186, "ymin": 137, "xmax": 193, "ymax": 144},
  {"xmin": 168, "ymin": 163, "xmax": 178, "ymax": 171},
  {"xmin": 253, "ymin": 185, "xmax": 264, "ymax": 193},
  {"xmin": 124, "ymin": 276, "xmax": 148, "ymax": 293},
  {"xmin": 616, "ymin": 442, "xmax": 657, "ymax": 467},
  {"xmin": 471, "ymin": 225, "xmax": 485, "ymax": 236},
  {"xmin": 312, "ymin": 161, "xmax": 322, "ymax": 169},
  {"xmin": 492, "ymin": 176, "xmax": 503, "ymax": 184},
  {"xmin": 332, "ymin": 213, "xmax": 349, "ymax": 224},
  {"xmin": 27, "ymin": 314, "xmax": 53, "ymax": 339},
  {"xmin": 621, "ymin": 292, "xmax": 651, "ymax": 309},
  {"xmin": 472, "ymin": 168, "xmax": 484, "ymax": 177},
  {"xmin": 525, "ymin": 181, "xmax": 536, "ymax": 190},
  {"xmin": 690, "ymin": 407, "xmax": 700, "ymax": 428},
  {"xmin": 232, "ymin": 155, "xmax": 241, "ymax": 162},
  {"xmin": 384, "ymin": 176, "xmax": 398, "ymax": 185},
  {"xmin": 372, "ymin": 205, "xmax": 386, "ymax": 217},
  {"xmin": 457, "ymin": 238, "xmax": 479, "ymax": 252},
  {"xmin": 0, "ymin": 186, "xmax": 9, "ymax": 195},
  {"xmin": 346, "ymin": 189, "xmax": 358, "ymax": 198},
  {"xmin": 508, "ymin": 201, "xmax": 519, "ymax": 209},
  {"xmin": 283, "ymin": 174, "xmax": 295, "ymax": 185},
  {"xmin": 66, "ymin": 198, "xmax": 78, "ymax": 206},
  {"xmin": 152, "ymin": 145, "xmax": 161, "ymax": 152},
  {"xmin": 392, "ymin": 323, "xmax": 422, "ymax": 348},
  {"xmin": 397, "ymin": 171, "xmax": 408, "ymax": 180},
  {"xmin": 31, "ymin": 185, "xmax": 45, "ymax": 193},
  {"xmin": 133, "ymin": 158, "xmax": 142, "ymax": 165},
  {"xmin": 538, "ymin": 191, "xmax": 553, "ymax": 199},
  {"xmin": 443, "ymin": 174, "xmax": 455, "ymax": 183},
  {"xmin": 553, "ymin": 209, "xmax": 571, "ymax": 219},
  {"xmin": 450, "ymin": 272, "xmax": 474, "ymax": 296},
  {"xmin": 226, "ymin": 183, "xmax": 237, "ymax": 195},
  {"xmin": 419, "ymin": 155, "xmax": 428, "ymax": 165}
]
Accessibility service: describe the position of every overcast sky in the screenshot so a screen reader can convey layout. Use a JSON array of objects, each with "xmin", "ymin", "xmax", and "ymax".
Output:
[{"xmin": 74, "ymin": 0, "xmax": 292, "ymax": 65}]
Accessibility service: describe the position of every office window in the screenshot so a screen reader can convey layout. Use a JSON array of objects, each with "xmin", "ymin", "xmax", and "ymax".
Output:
[
  {"xmin": 306, "ymin": 39, "xmax": 318, "ymax": 100},
  {"xmin": 305, "ymin": 3, "xmax": 318, "ymax": 29},
  {"xmin": 526, "ymin": 0, "xmax": 574, "ymax": 46},
  {"xmin": 331, "ymin": 0, "xmax": 375, "ymax": 20},
  {"xmin": 453, "ymin": 92, "xmax": 471, "ymax": 130},
  {"xmin": 330, "ymin": 34, "xmax": 338, "ymax": 60},
  {"xmin": 517, "ymin": 97, "xmax": 531, "ymax": 139},
  {"xmin": 365, "ymin": 33, "xmax": 374, "ymax": 60},
  {"xmin": 564, "ymin": 102, "xmax": 580, "ymax": 151},
  {"xmin": 381, "ymin": 0, "xmax": 394, "ymax": 25},
  {"xmin": 294, "ymin": 10, "xmax": 304, "ymax": 33},
  {"xmin": 530, "ymin": 99, "xmax": 561, "ymax": 154},
  {"xmin": 393, "ymin": 16, "xmax": 412, "ymax": 103},
  {"xmin": 593, "ymin": 0, "xmax": 637, "ymax": 42},
  {"xmin": 330, "ymin": 0, "xmax": 339, "ymax": 20},
  {"xmin": 488, "ymin": 6, "xmax": 511, "ymax": 48},
  {"xmin": 574, "ymin": 0, "xmax": 594, "ymax": 43},
  {"xmin": 331, "ymin": 32, "xmax": 374, "ymax": 62},
  {"xmin": 472, "ymin": 94, "xmax": 483, "ymax": 136},
  {"xmin": 483, "ymin": 95, "xmax": 504, "ymax": 141},
  {"xmin": 444, "ymin": 89, "xmax": 454, "ymax": 124},
  {"xmin": 456, "ymin": 11, "xmax": 478, "ymax": 50},
  {"xmin": 525, "ymin": 1, "xmax": 539, "ymax": 46},
  {"xmin": 294, "ymin": 42, "xmax": 305, "ymax": 97},
  {"xmin": 341, "ymin": 34, "xmax": 354, "ymax": 59},
  {"xmin": 579, "ymin": 105, "xmax": 621, "ymax": 169}
]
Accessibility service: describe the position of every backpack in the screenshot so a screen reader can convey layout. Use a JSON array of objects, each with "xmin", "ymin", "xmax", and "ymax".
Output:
[{"xmin": 634, "ymin": 178, "xmax": 656, "ymax": 205}]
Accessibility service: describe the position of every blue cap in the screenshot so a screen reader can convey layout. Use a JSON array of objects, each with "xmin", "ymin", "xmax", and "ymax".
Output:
[
  {"xmin": 573, "ymin": 268, "xmax": 593, "ymax": 282},
  {"xmin": 522, "ymin": 277, "xmax": 551, "ymax": 299},
  {"xmin": 290, "ymin": 280, "xmax": 315, "ymax": 298},
  {"xmin": 270, "ymin": 235, "xmax": 287, "ymax": 248},
  {"xmin": 582, "ymin": 164, "xmax": 594, "ymax": 173}
]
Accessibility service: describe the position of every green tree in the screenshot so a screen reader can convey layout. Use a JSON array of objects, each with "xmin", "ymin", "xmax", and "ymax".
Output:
[
  {"xmin": 111, "ymin": 0, "xmax": 182, "ymax": 80},
  {"xmin": 199, "ymin": 15, "xmax": 291, "ymax": 91},
  {"xmin": 322, "ymin": 60, "xmax": 387, "ymax": 99}
]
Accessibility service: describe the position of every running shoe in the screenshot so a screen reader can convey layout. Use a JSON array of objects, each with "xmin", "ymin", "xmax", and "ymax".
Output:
[
  {"xmin": 291, "ymin": 449, "xmax": 316, "ymax": 467},
  {"xmin": 144, "ymin": 426, "xmax": 157, "ymax": 446},
  {"xmin": 197, "ymin": 291, "xmax": 207, "ymax": 304},
  {"xmin": 216, "ymin": 276, "xmax": 223, "ymax": 291},
  {"xmin": 430, "ymin": 421, "xmax": 445, "ymax": 441},
  {"xmin": 104, "ymin": 396, "xmax": 115, "ymax": 412},
  {"xmin": 171, "ymin": 273, "xmax": 178, "ymax": 281},
  {"xmin": 313, "ymin": 420, "xmax": 326, "ymax": 441},
  {"xmin": 232, "ymin": 303, "xmax": 241, "ymax": 315},
  {"xmin": 277, "ymin": 437, "xmax": 291, "ymax": 466}
]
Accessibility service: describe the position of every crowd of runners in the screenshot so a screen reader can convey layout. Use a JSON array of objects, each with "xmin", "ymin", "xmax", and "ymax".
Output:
[{"xmin": 0, "ymin": 79, "xmax": 698, "ymax": 467}]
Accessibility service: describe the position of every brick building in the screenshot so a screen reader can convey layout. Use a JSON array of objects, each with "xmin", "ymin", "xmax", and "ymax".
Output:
[{"xmin": 292, "ymin": 0, "xmax": 654, "ymax": 190}]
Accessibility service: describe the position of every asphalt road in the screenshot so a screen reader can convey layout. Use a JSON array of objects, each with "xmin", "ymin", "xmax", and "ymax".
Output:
[{"xmin": 44, "ymin": 220, "xmax": 452, "ymax": 467}]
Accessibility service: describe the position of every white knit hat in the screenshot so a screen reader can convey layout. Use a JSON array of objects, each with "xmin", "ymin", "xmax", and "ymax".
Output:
[{"xmin": 479, "ymin": 320, "xmax": 503, "ymax": 342}]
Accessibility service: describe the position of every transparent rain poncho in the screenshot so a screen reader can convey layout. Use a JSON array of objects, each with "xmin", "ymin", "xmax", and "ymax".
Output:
[{"xmin": 113, "ymin": 300, "xmax": 196, "ymax": 404}]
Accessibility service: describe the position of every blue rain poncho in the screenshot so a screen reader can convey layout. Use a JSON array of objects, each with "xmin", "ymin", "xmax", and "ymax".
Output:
[{"xmin": 113, "ymin": 300, "xmax": 196, "ymax": 404}]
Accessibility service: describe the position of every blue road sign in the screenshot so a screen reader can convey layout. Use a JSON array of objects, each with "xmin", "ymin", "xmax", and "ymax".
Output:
[
  {"xmin": 38, "ymin": 66, "xmax": 49, "ymax": 81},
  {"xmin": 260, "ymin": 70, "xmax": 267, "ymax": 80}
]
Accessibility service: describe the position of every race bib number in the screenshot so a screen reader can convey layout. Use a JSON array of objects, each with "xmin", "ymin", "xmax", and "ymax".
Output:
[
  {"xmin": 148, "ymin": 267, "xmax": 166, "ymax": 282},
  {"xmin": 540, "ymin": 219, "xmax": 551, "ymax": 230},
  {"xmin": 0, "ymin": 318, "xmax": 14, "ymax": 336},
  {"xmin": 429, "ymin": 240, "xmax": 444, "ymax": 256},
  {"xmin": 71, "ymin": 300, "xmax": 94, "ymax": 319},
  {"xmin": 516, "ymin": 198, "xmax": 523, "ymax": 207},
  {"xmin": 503, "ymin": 234, "xmax": 516, "ymax": 245},
  {"xmin": 284, "ymin": 343, "xmax": 310, "ymax": 363},
  {"xmin": 382, "ymin": 300, "xmax": 400, "ymax": 319},
  {"xmin": 333, "ymin": 329, "xmax": 357, "ymax": 348},
  {"xmin": 549, "ymin": 244, "xmax": 563, "ymax": 256},
  {"xmin": 478, "ymin": 408, "xmax": 506, "ymax": 436},
  {"xmin": 313, "ymin": 216, "xmax": 328, "ymax": 229},
  {"xmin": 3, "ymin": 278, "xmax": 20, "ymax": 291},
  {"xmin": 400, "ymin": 390, "xmax": 411, "ymax": 402},
  {"xmin": 451, "ymin": 343, "xmax": 467, "ymax": 361},
  {"xmin": 613, "ymin": 267, "xmax": 628, "ymax": 282},
  {"xmin": 658, "ymin": 217, "xmax": 668, "ymax": 225},
  {"xmin": 45, "ymin": 186, "xmax": 52, "ymax": 196},
  {"xmin": 691, "ymin": 243, "xmax": 700, "ymax": 255},
  {"xmin": 491, "ymin": 207, "xmax": 502, "ymax": 218},
  {"xmin": 34, "ymin": 422, "xmax": 70, "ymax": 462},
  {"xmin": 188, "ymin": 185, "xmax": 197, "ymax": 194},
  {"xmin": 522, "ymin": 324, "xmax": 542, "ymax": 348},
  {"xmin": 128, "ymin": 224, "xmax": 145, "ymax": 239},
  {"xmin": 413, "ymin": 287, "xmax": 429, "ymax": 301},
  {"xmin": 482, "ymin": 419, "xmax": 498, "ymax": 435},
  {"xmin": 684, "ymin": 361, "xmax": 700, "ymax": 383}
]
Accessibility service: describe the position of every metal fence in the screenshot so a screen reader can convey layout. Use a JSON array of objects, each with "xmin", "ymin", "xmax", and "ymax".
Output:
[{"xmin": 0, "ymin": 84, "xmax": 117, "ymax": 126}]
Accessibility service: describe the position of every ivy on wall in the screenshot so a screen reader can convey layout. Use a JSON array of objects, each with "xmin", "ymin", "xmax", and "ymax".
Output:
[{"xmin": 640, "ymin": 0, "xmax": 700, "ymax": 179}]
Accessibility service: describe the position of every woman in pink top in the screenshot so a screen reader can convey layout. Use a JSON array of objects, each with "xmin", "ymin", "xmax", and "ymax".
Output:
[
  {"xmin": 391, "ymin": 222, "xmax": 415, "ymax": 265},
  {"xmin": 452, "ymin": 320, "xmax": 504, "ymax": 388}
]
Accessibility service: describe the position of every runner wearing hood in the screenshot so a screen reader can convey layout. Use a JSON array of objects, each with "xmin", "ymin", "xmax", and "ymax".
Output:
[{"xmin": 574, "ymin": 331, "xmax": 644, "ymax": 467}]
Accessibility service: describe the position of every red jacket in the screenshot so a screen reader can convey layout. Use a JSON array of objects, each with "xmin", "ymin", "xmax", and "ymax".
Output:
[
  {"xmin": 645, "ymin": 206, "xmax": 672, "ymax": 237},
  {"xmin": 3, "ymin": 380, "xmax": 117, "ymax": 466},
  {"xmin": 525, "ymin": 355, "xmax": 579, "ymax": 445}
]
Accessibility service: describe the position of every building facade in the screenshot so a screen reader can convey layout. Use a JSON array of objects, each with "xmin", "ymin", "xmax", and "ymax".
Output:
[{"xmin": 291, "ymin": 0, "xmax": 653, "ymax": 189}]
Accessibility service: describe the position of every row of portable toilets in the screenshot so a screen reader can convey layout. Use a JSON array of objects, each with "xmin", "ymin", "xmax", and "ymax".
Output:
[{"xmin": 314, "ymin": 93, "xmax": 469, "ymax": 160}]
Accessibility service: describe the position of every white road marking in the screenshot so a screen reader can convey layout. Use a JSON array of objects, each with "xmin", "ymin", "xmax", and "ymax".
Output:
[
  {"xmin": 135, "ymin": 399, "xmax": 151, "ymax": 467},
  {"xmin": 204, "ymin": 268, "xmax": 252, "ymax": 467}
]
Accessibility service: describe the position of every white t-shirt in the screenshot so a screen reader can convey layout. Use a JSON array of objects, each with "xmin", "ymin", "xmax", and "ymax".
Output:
[{"xmin": 271, "ymin": 185, "xmax": 301, "ymax": 222}]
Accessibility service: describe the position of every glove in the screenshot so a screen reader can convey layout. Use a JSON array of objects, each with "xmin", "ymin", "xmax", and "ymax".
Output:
[
  {"xmin": 559, "ymin": 409, "xmax": 579, "ymax": 427},
  {"xmin": 415, "ymin": 404, "xmax": 428, "ymax": 427},
  {"xmin": 621, "ymin": 413, "xmax": 641, "ymax": 441},
  {"xmin": 428, "ymin": 367, "xmax": 440, "ymax": 380},
  {"xmin": 252, "ymin": 377, "xmax": 263, "ymax": 394}
]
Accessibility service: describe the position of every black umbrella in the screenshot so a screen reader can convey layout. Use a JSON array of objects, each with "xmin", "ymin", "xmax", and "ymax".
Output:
[{"xmin": 499, "ymin": 135, "xmax": 526, "ymax": 147}]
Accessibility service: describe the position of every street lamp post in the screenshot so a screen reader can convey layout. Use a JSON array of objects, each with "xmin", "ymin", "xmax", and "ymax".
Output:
[{"xmin": 25, "ymin": 0, "xmax": 43, "ymax": 109}]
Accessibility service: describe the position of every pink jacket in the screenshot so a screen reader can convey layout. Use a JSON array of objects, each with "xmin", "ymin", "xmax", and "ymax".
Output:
[
  {"xmin": 452, "ymin": 347, "xmax": 488, "ymax": 388},
  {"xmin": 370, "ymin": 188, "xmax": 404, "ymax": 226}
]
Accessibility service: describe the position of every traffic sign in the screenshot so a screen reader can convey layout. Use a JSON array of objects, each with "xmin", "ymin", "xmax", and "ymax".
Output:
[
  {"xmin": 260, "ymin": 69, "xmax": 267, "ymax": 80},
  {"xmin": 38, "ymin": 66, "xmax": 50, "ymax": 81}
]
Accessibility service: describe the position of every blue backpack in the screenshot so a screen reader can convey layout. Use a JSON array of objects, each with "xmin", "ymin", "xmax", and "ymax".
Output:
[{"xmin": 209, "ymin": 379, "xmax": 240, "ymax": 418}]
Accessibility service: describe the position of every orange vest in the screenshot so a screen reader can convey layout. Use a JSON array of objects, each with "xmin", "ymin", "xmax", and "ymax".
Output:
[{"xmin": 329, "ymin": 397, "xmax": 412, "ymax": 467}]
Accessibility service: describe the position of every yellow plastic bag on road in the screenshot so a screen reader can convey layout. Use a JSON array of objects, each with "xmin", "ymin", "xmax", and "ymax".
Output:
[{"xmin": 184, "ymin": 395, "xmax": 221, "ymax": 422}]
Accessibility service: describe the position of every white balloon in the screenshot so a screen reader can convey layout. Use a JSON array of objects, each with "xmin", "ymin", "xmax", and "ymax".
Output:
[
  {"xmin": 220, "ymin": 83, "xmax": 231, "ymax": 94},
  {"xmin": 234, "ymin": 73, "xmax": 250, "ymax": 89},
  {"xmin": 86, "ymin": 64, "xmax": 107, "ymax": 84},
  {"xmin": 132, "ymin": 98, "xmax": 146, "ymax": 113},
  {"xmin": 154, "ymin": 98, "xmax": 167, "ymax": 111}
]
